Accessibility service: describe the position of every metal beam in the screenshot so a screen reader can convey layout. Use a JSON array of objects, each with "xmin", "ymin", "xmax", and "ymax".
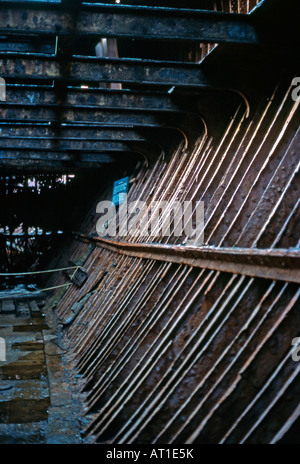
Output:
[
  {"xmin": 82, "ymin": 235, "xmax": 300, "ymax": 284},
  {"xmin": 0, "ymin": 2, "xmax": 260, "ymax": 45},
  {"xmin": 0, "ymin": 125, "xmax": 186, "ymax": 155},
  {"xmin": 0, "ymin": 135, "xmax": 146, "ymax": 151},
  {"xmin": 0, "ymin": 158, "xmax": 118, "ymax": 171},
  {"xmin": 0, "ymin": 150, "xmax": 140, "ymax": 171},
  {"xmin": 0, "ymin": 54, "xmax": 210, "ymax": 88},
  {"xmin": 0, "ymin": 38, "xmax": 55, "ymax": 54},
  {"xmin": 0, "ymin": 105, "xmax": 190, "ymax": 126},
  {"xmin": 0, "ymin": 124, "xmax": 182, "ymax": 141},
  {"xmin": 0, "ymin": 140, "xmax": 138, "ymax": 152},
  {"xmin": 1, "ymin": 85, "xmax": 224, "ymax": 139},
  {"xmin": 0, "ymin": 149, "xmax": 140, "ymax": 162},
  {"xmin": 3, "ymin": 85, "xmax": 193, "ymax": 113},
  {"xmin": 0, "ymin": 103, "xmax": 206, "ymax": 144},
  {"xmin": 0, "ymin": 117, "xmax": 202, "ymax": 152},
  {"xmin": 0, "ymin": 132, "xmax": 178, "ymax": 153}
]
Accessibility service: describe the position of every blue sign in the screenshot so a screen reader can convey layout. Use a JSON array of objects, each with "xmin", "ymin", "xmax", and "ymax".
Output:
[{"xmin": 112, "ymin": 177, "xmax": 129, "ymax": 206}]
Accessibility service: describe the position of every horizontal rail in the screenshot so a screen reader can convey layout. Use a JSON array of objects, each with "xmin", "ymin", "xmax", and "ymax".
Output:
[
  {"xmin": 0, "ymin": 150, "xmax": 140, "ymax": 163},
  {"xmin": 0, "ymin": 106, "xmax": 187, "ymax": 125},
  {"xmin": 0, "ymin": 54, "xmax": 211, "ymax": 88},
  {"xmin": 0, "ymin": 140, "xmax": 141, "ymax": 152},
  {"xmin": 76, "ymin": 234, "xmax": 300, "ymax": 284},
  {"xmin": 0, "ymin": 3, "xmax": 260, "ymax": 44},
  {"xmin": 0, "ymin": 159, "xmax": 124, "ymax": 171},
  {"xmin": 0, "ymin": 125, "xmax": 185, "ymax": 143},
  {"xmin": 2, "ymin": 85, "xmax": 191, "ymax": 113},
  {"xmin": 0, "ymin": 136, "xmax": 144, "ymax": 151}
]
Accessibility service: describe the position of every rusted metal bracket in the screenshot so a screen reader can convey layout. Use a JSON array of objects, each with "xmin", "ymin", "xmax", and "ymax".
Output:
[{"xmin": 76, "ymin": 235, "xmax": 300, "ymax": 284}]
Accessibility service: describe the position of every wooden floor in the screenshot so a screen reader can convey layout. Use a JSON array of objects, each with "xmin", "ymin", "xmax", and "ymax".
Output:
[{"xmin": 0, "ymin": 292, "xmax": 83, "ymax": 444}]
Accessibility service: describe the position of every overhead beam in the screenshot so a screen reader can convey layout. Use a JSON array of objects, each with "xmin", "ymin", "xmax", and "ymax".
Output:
[
  {"xmin": 0, "ymin": 113, "xmax": 204, "ymax": 150},
  {"xmin": 0, "ymin": 134, "xmax": 147, "ymax": 150},
  {"xmin": 0, "ymin": 103, "xmax": 207, "ymax": 143},
  {"xmin": 0, "ymin": 38, "xmax": 55, "ymax": 54},
  {"xmin": 0, "ymin": 124, "xmax": 182, "ymax": 142},
  {"xmin": 0, "ymin": 140, "xmax": 138, "ymax": 152},
  {"xmin": 0, "ymin": 104, "xmax": 192, "ymax": 126},
  {"xmin": 0, "ymin": 54, "xmax": 211, "ymax": 88},
  {"xmin": 3, "ymin": 85, "xmax": 193, "ymax": 113},
  {"xmin": 0, "ymin": 158, "xmax": 120, "ymax": 171},
  {"xmin": 0, "ymin": 149, "xmax": 143, "ymax": 172},
  {"xmin": 0, "ymin": 2, "xmax": 260, "ymax": 45},
  {"xmin": 0, "ymin": 149, "xmax": 138, "ymax": 163},
  {"xmin": 0, "ymin": 125, "xmax": 187, "ymax": 154},
  {"xmin": 0, "ymin": 132, "xmax": 183, "ymax": 153},
  {"xmin": 0, "ymin": 140, "xmax": 166, "ymax": 162}
]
